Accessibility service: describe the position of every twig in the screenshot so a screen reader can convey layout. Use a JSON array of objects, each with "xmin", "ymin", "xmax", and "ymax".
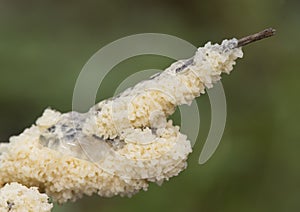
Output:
[
  {"xmin": 174, "ymin": 28, "xmax": 276, "ymax": 73},
  {"xmin": 237, "ymin": 28, "xmax": 276, "ymax": 47}
]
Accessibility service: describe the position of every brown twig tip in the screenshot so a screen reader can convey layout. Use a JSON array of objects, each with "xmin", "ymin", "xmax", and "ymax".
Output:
[{"xmin": 237, "ymin": 28, "xmax": 276, "ymax": 47}]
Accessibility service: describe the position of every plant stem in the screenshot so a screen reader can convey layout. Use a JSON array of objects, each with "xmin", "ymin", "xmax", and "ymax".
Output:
[{"xmin": 237, "ymin": 28, "xmax": 276, "ymax": 47}]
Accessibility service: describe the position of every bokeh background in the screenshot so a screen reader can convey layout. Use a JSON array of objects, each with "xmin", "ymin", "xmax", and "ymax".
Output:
[{"xmin": 0, "ymin": 0, "xmax": 299, "ymax": 211}]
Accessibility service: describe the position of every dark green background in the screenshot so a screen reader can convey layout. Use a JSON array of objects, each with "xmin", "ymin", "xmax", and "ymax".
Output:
[{"xmin": 0, "ymin": 0, "xmax": 299, "ymax": 211}]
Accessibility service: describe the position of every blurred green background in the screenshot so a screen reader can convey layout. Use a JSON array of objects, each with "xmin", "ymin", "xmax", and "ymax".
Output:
[{"xmin": 0, "ymin": 0, "xmax": 299, "ymax": 211}]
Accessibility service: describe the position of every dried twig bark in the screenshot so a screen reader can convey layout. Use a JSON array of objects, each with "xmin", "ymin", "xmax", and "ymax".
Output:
[{"xmin": 237, "ymin": 28, "xmax": 276, "ymax": 47}]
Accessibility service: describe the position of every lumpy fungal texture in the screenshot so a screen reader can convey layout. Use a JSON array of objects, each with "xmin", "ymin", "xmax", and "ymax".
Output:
[
  {"xmin": 0, "ymin": 39, "xmax": 243, "ymax": 203},
  {"xmin": 0, "ymin": 182, "xmax": 53, "ymax": 212}
]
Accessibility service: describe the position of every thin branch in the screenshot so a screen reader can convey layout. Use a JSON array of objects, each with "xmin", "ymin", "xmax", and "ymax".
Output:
[
  {"xmin": 237, "ymin": 28, "xmax": 276, "ymax": 47},
  {"xmin": 168, "ymin": 28, "xmax": 276, "ymax": 74}
]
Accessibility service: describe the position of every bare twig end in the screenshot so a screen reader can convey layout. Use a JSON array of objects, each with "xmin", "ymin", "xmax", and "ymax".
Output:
[{"xmin": 237, "ymin": 28, "xmax": 276, "ymax": 47}]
